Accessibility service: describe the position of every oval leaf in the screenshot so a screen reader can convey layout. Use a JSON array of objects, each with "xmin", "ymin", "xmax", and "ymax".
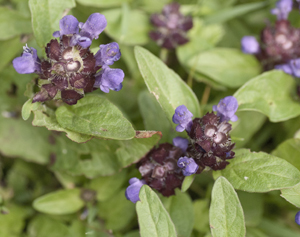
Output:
[
  {"xmin": 210, "ymin": 177, "xmax": 246, "ymax": 237},
  {"xmin": 103, "ymin": 6, "xmax": 150, "ymax": 45},
  {"xmin": 234, "ymin": 70, "xmax": 300, "ymax": 122},
  {"xmin": 181, "ymin": 174, "xmax": 195, "ymax": 192},
  {"xmin": 281, "ymin": 182, "xmax": 300, "ymax": 208},
  {"xmin": 33, "ymin": 188, "xmax": 84, "ymax": 215},
  {"xmin": 187, "ymin": 48, "xmax": 261, "ymax": 88},
  {"xmin": 21, "ymin": 99, "xmax": 40, "ymax": 121},
  {"xmin": 77, "ymin": 0, "xmax": 130, "ymax": 7},
  {"xmin": 135, "ymin": 46, "xmax": 200, "ymax": 126},
  {"xmin": 272, "ymin": 138, "xmax": 300, "ymax": 171},
  {"xmin": 55, "ymin": 94, "xmax": 135, "ymax": 140},
  {"xmin": 213, "ymin": 149, "xmax": 300, "ymax": 192},
  {"xmin": 136, "ymin": 185, "xmax": 177, "ymax": 237}
]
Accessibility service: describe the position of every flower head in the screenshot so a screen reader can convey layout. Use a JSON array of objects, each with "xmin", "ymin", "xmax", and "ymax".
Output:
[
  {"xmin": 13, "ymin": 13, "xmax": 124, "ymax": 105},
  {"xmin": 172, "ymin": 105, "xmax": 193, "ymax": 132},
  {"xmin": 125, "ymin": 178, "xmax": 146, "ymax": 203},
  {"xmin": 173, "ymin": 136, "xmax": 189, "ymax": 153},
  {"xmin": 213, "ymin": 96, "xmax": 238, "ymax": 123},
  {"xmin": 275, "ymin": 63, "xmax": 293, "ymax": 75},
  {"xmin": 271, "ymin": 0, "xmax": 293, "ymax": 20},
  {"xmin": 149, "ymin": 2, "xmax": 193, "ymax": 49},
  {"xmin": 12, "ymin": 45, "xmax": 41, "ymax": 74},
  {"xmin": 177, "ymin": 157, "xmax": 199, "ymax": 176},
  {"xmin": 241, "ymin": 36, "xmax": 260, "ymax": 54}
]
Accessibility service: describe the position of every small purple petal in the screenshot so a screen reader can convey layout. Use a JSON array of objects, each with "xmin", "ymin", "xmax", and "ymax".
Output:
[
  {"xmin": 296, "ymin": 211, "xmax": 300, "ymax": 225},
  {"xmin": 94, "ymin": 66, "xmax": 124, "ymax": 93},
  {"xmin": 95, "ymin": 42, "xmax": 121, "ymax": 66},
  {"xmin": 172, "ymin": 105, "xmax": 193, "ymax": 133},
  {"xmin": 173, "ymin": 137, "xmax": 189, "ymax": 153},
  {"xmin": 289, "ymin": 58, "xmax": 300, "ymax": 78},
  {"xmin": 13, "ymin": 46, "xmax": 41, "ymax": 74},
  {"xmin": 241, "ymin": 36, "xmax": 260, "ymax": 54},
  {"xmin": 53, "ymin": 31, "xmax": 60, "ymax": 37},
  {"xmin": 275, "ymin": 63, "xmax": 293, "ymax": 75},
  {"xmin": 125, "ymin": 178, "xmax": 146, "ymax": 203},
  {"xmin": 177, "ymin": 156, "xmax": 199, "ymax": 176},
  {"xmin": 77, "ymin": 36, "xmax": 92, "ymax": 48},
  {"xmin": 79, "ymin": 13, "xmax": 107, "ymax": 40},
  {"xmin": 213, "ymin": 96, "xmax": 238, "ymax": 123},
  {"xmin": 271, "ymin": 0, "xmax": 293, "ymax": 20},
  {"xmin": 59, "ymin": 15, "xmax": 79, "ymax": 36}
]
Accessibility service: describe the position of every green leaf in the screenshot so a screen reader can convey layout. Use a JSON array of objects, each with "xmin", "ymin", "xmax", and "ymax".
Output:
[
  {"xmin": 237, "ymin": 191, "xmax": 263, "ymax": 227},
  {"xmin": 103, "ymin": 6, "xmax": 150, "ymax": 45},
  {"xmin": 258, "ymin": 219, "xmax": 300, "ymax": 237},
  {"xmin": 21, "ymin": 99, "xmax": 41, "ymax": 120},
  {"xmin": 27, "ymin": 215, "xmax": 70, "ymax": 237},
  {"xmin": 234, "ymin": 70, "xmax": 300, "ymax": 122},
  {"xmin": 77, "ymin": 0, "xmax": 130, "ymax": 7},
  {"xmin": 98, "ymin": 189, "xmax": 136, "ymax": 231},
  {"xmin": 193, "ymin": 199, "xmax": 210, "ymax": 233},
  {"xmin": 271, "ymin": 139, "xmax": 300, "ymax": 171},
  {"xmin": 33, "ymin": 188, "xmax": 84, "ymax": 215},
  {"xmin": 213, "ymin": 149, "xmax": 300, "ymax": 192},
  {"xmin": 0, "ymin": 7, "xmax": 32, "ymax": 40},
  {"xmin": 209, "ymin": 177, "xmax": 246, "ymax": 237},
  {"xmin": 0, "ymin": 37, "xmax": 23, "ymax": 72},
  {"xmin": 136, "ymin": 185, "xmax": 177, "ymax": 237},
  {"xmin": 162, "ymin": 190, "xmax": 194, "ymax": 237},
  {"xmin": 187, "ymin": 48, "xmax": 261, "ymax": 88},
  {"xmin": 138, "ymin": 91, "xmax": 178, "ymax": 143},
  {"xmin": 29, "ymin": 0, "xmax": 76, "ymax": 47},
  {"xmin": 231, "ymin": 111, "xmax": 266, "ymax": 148},
  {"xmin": 281, "ymin": 182, "xmax": 300, "ymax": 208},
  {"xmin": 135, "ymin": 46, "xmax": 200, "ymax": 126},
  {"xmin": 204, "ymin": 2, "xmax": 269, "ymax": 24},
  {"xmin": 181, "ymin": 174, "xmax": 196, "ymax": 192},
  {"xmin": 32, "ymin": 107, "xmax": 92, "ymax": 143},
  {"xmin": 55, "ymin": 94, "xmax": 135, "ymax": 140},
  {"xmin": 89, "ymin": 170, "xmax": 127, "ymax": 201}
]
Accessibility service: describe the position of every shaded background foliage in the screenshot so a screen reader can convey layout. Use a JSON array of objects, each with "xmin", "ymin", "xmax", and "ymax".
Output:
[{"xmin": 1, "ymin": 0, "xmax": 300, "ymax": 236}]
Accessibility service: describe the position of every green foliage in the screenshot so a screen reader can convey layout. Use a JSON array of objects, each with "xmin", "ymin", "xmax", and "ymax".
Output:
[
  {"xmin": 136, "ymin": 185, "xmax": 177, "ymax": 237},
  {"xmin": 209, "ymin": 177, "xmax": 246, "ymax": 237}
]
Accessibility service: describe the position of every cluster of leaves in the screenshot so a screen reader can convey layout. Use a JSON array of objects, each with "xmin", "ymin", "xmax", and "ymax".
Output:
[{"xmin": 1, "ymin": 0, "xmax": 300, "ymax": 236}]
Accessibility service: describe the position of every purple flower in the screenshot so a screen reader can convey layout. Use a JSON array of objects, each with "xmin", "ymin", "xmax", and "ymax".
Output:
[
  {"xmin": 295, "ymin": 211, "xmax": 300, "ymax": 225},
  {"xmin": 125, "ymin": 178, "xmax": 146, "ymax": 203},
  {"xmin": 53, "ymin": 15, "xmax": 79, "ymax": 37},
  {"xmin": 271, "ymin": 0, "xmax": 293, "ymax": 20},
  {"xmin": 241, "ymin": 36, "xmax": 260, "ymax": 54},
  {"xmin": 177, "ymin": 156, "xmax": 199, "ymax": 176},
  {"xmin": 94, "ymin": 66, "xmax": 124, "ymax": 93},
  {"xmin": 172, "ymin": 105, "xmax": 193, "ymax": 132},
  {"xmin": 173, "ymin": 137, "xmax": 189, "ymax": 153},
  {"xmin": 95, "ymin": 42, "xmax": 121, "ymax": 66},
  {"xmin": 12, "ymin": 45, "xmax": 41, "ymax": 74},
  {"xmin": 289, "ymin": 58, "xmax": 300, "ymax": 78},
  {"xmin": 79, "ymin": 13, "xmax": 107, "ymax": 40},
  {"xmin": 213, "ymin": 96, "xmax": 238, "ymax": 123},
  {"xmin": 275, "ymin": 63, "xmax": 293, "ymax": 75}
]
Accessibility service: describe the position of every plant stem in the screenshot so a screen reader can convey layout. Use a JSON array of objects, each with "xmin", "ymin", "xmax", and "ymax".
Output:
[{"xmin": 201, "ymin": 85, "xmax": 211, "ymax": 109}]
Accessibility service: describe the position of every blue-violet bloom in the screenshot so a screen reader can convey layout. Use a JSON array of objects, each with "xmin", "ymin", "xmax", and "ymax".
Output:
[
  {"xmin": 94, "ymin": 66, "xmax": 124, "ymax": 93},
  {"xmin": 296, "ymin": 211, "xmax": 300, "ymax": 225},
  {"xmin": 125, "ymin": 178, "xmax": 146, "ymax": 203},
  {"xmin": 271, "ymin": 0, "xmax": 293, "ymax": 20},
  {"xmin": 173, "ymin": 137, "xmax": 189, "ymax": 153},
  {"xmin": 172, "ymin": 105, "xmax": 193, "ymax": 132},
  {"xmin": 241, "ymin": 36, "xmax": 260, "ymax": 54},
  {"xmin": 94, "ymin": 42, "xmax": 121, "ymax": 66},
  {"xmin": 275, "ymin": 63, "xmax": 293, "ymax": 75},
  {"xmin": 289, "ymin": 58, "xmax": 300, "ymax": 78},
  {"xmin": 213, "ymin": 96, "xmax": 238, "ymax": 123},
  {"xmin": 12, "ymin": 45, "xmax": 41, "ymax": 74},
  {"xmin": 177, "ymin": 156, "xmax": 199, "ymax": 176}
]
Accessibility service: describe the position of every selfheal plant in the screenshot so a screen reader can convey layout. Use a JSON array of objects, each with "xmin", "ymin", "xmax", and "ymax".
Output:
[
  {"xmin": 12, "ymin": 13, "xmax": 124, "ymax": 105},
  {"xmin": 149, "ymin": 2, "xmax": 193, "ymax": 49}
]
